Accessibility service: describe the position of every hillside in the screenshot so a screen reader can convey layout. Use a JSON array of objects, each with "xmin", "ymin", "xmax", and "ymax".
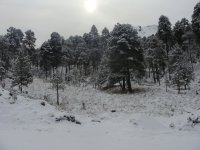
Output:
[{"xmin": 0, "ymin": 63, "xmax": 200, "ymax": 150}]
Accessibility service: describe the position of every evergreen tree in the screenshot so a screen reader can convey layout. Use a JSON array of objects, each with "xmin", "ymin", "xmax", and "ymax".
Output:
[
  {"xmin": 89, "ymin": 48, "xmax": 102, "ymax": 71},
  {"xmin": 6, "ymin": 27, "xmax": 24, "ymax": 58},
  {"xmin": 40, "ymin": 41, "xmax": 53, "ymax": 78},
  {"xmin": 108, "ymin": 23, "xmax": 145, "ymax": 93},
  {"xmin": 157, "ymin": 15, "xmax": 172, "ymax": 58},
  {"xmin": 173, "ymin": 18, "xmax": 189, "ymax": 45},
  {"xmin": 192, "ymin": 2, "xmax": 200, "ymax": 41},
  {"xmin": 49, "ymin": 32, "xmax": 62, "ymax": 69},
  {"xmin": 85, "ymin": 25, "xmax": 101, "ymax": 49},
  {"xmin": 62, "ymin": 39, "xmax": 76, "ymax": 76},
  {"xmin": 67, "ymin": 36, "xmax": 85, "ymax": 65},
  {"xmin": 96, "ymin": 28, "xmax": 111, "ymax": 87},
  {"xmin": 0, "ymin": 61, "xmax": 6, "ymax": 81},
  {"xmin": 182, "ymin": 24, "xmax": 198, "ymax": 65},
  {"xmin": 0, "ymin": 35, "xmax": 10, "ymax": 70},
  {"xmin": 101, "ymin": 27, "xmax": 110, "ymax": 51},
  {"xmin": 51, "ymin": 70, "xmax": 65, "ymax": 105},
  {"xmin": 169, "ymin": 45, "xmax": 193, "ymax": 94},
  {"xmin": 89, "ymin": 25, "xmax": 100, "ymax": 48},
  {"xmin": 23, "ymin": 30, "xmax": 36, "ymax": 63},
  {"xmin": 97, "ymin": 51, "xmax": 110, "ymax": 88},
  {"xmin": 12, "ymin": 50, "xmax": 33, "ymax": 92},
  {"xmin": 144, "ymin": 35, "xmax": 166, "ymax": 84}
]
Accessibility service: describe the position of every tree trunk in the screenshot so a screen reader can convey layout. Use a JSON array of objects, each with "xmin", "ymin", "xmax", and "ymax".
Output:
[
  {"xmin": 56, "ymin": 83, "xmax": 59, "ymax": 105},
  {"xmin": 156, "ymin": 67, "xmax": 160, "ymax": 86},
  {"xmin": 65, "ymin": 66, "xmax": 68, "ymax": 74},
  {"xmin": 152, "ymin": 68, "xmax": 156, "ymax": 83},
  {"xmin": 185, "ymin": 84, "xmax": 187, "ymax": 90},
  {"xmin": 19, "ymin": 84, "xmax": 22, "ymax": 93},
  {"xmin": 45, "ymin": 69, "xmax": 48, "ymax": 79},
  {"xmin": 122, "ymin": 77, "xmax": 126, "ymax": 92},
  {"xmin": 126, "ymin": 70, "xmax": 132, "ymax": 93},
  {"xmin": 148, "ymin": 67, "xmax": 151, "ymax": 78},
  {"xmin": 61, "ymin": 65, "xmax": 64, "ymax": 78},
  {"xmin": 69, "ymin": 65, "xmax": 71, "ymax": 73},
  {"xmin": 177, "ymin": 81, "xmax": 181, "ymax": 94}
]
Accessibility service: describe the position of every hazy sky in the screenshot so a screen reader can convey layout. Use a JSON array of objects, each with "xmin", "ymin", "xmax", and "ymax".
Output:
[{"xmin": 0, "ymin": 0, "xmax": 199, "ymax": 47}]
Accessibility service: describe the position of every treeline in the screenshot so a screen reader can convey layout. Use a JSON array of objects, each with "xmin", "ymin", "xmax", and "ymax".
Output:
[{"xmin": 0, "ymin": 2, "xmax": 200, "ymax": 95}]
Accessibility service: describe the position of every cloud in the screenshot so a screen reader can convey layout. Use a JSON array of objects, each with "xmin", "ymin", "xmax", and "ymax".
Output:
[{"xmin": 0, "ymin": 0, "xmax": 198, "ymax": 47}]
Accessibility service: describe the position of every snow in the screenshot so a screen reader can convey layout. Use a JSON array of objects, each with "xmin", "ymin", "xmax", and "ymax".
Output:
[
  {"xmin": 19, "ymin": 77, "xmax": 200, "ymax": 117},
  {"xmin": 0, "ymin": 64, "xmax": 200, "ymax": 150},
  {"xmin": 136, "ymin": 25, "xmax": 158, "ymax": 37}
]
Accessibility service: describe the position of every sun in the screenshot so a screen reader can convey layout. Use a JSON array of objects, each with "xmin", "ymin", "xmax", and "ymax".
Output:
[{"xmin": 84, "ymin": 0, "xmax": 97, "ymax": 13}]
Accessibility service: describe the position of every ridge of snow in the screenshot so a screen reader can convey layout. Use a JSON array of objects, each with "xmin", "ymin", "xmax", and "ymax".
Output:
[{"xmin": 135, "ymin": 25, "xmax": 158, "ymax": 37}]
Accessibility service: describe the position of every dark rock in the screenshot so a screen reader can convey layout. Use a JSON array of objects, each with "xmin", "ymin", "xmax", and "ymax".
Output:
[
  {"xmin": 41, "ymin": 102, "xmax": 45, "ymax": 106},
  {"xmin": 188, "ymin": 117, "xmax": 200, "ymax": 126},
  {"xmin": 55, "ymin": 115, "xmax": 81, "ymax": 125},
  {"xmin": 111, "ymin": 110, "xmax": 116, "ymax": 113},
  {"xmin": 91, "ymin": 120, "xmax": 101, "ymax": 123},
  {"xmin": 55, "ymin": 118, "xmax": 62, "ymax": 122},
  {"xmin": 70, "ymin": 116, "xmax": 75, "ymax": 122},
  {"xmin": 75, "ymin": 121, "xmax": 81, "ymax": 125}
]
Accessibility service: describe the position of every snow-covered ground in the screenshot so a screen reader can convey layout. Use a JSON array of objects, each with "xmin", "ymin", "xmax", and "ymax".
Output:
[
  {"xmin": 0, "ymin": 86, "xmax": 200, "ymax": 150},
  {"xmin": 0, "ymin": 64, "xmax": 200, "ymax": 150}
]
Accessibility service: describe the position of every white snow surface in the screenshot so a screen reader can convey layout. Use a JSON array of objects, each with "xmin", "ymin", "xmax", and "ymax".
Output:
[
  {"xmin": 1, "ymin": 63, "xmax": 200, "ymax": 150},
  {"xmin": 136, "ymin": 25, "xmax": 158, "ymax": 37}
]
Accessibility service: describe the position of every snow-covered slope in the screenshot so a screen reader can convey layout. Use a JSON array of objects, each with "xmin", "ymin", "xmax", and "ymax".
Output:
[
  {"xmin": 136, "ymin": 25, "xmax": 158, "ymax": 37},
  {"xmin": 0, "ymin": 80, "xmax": 200, "ymax": 150},
  {"xmin": 1, "ymin": 63, "xmax": 200, "ymax": 150}
]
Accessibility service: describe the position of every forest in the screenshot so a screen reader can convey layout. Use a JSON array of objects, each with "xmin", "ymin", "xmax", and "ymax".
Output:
[
  {"xmin": 0, "ymin": 2, "xmax": 200, "ymax": 105},
  {"xmin": 1, "ymin": 1, "xmax": 200, "ymax": 150}
]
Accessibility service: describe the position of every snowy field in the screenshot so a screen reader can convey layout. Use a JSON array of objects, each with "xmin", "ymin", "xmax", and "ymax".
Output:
[
  {"xmin": 0, "ymin": 86, "xmax": 200, "ymax": 150},
  {"xmin": 0, "ymin": 80, "xmax": 200, "ymax": 150},
  {"xmin": 0, "ymin": 64, "xmax": 200, "ymax": 150}
]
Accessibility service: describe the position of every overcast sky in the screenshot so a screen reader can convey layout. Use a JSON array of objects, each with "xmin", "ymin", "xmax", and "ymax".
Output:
[{"xmin": 0, "ymin": 0, "xmax": 199, "ymax": 47}]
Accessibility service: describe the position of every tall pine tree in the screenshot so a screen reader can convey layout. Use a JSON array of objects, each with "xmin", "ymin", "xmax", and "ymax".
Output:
[
  {"xmin": 157, "ymin": 15, "xmax": 172, "ymax": 58},
  {"xmin": 12, "ymin": 50, "xmax": 33, "ymax": 92},
  {"xmin": 108, "ymin": 23, "xmax": 145, "ymax": 93}
]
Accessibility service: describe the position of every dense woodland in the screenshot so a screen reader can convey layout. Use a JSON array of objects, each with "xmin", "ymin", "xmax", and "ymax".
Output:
[{"xmin": 1, "ymin": 2, "xmax": 200, "ymax": 104}]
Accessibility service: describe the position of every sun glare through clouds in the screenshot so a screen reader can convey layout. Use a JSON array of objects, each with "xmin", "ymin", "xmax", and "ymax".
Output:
[{"xmin": 84, "ymin": 0, "xmax": 97, "ymax": 13}]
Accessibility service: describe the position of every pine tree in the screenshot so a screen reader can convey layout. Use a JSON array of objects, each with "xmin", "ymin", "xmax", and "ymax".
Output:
[
  {"xmin": 108, "ymin": 23, "xmax": 145, "ymax": 93},
  {"xmin": 51, "ymin": 70, "xmax": 65, "ymax": 105},
  {"xmin": 12, "ymin": 50, "xmax": 33, "ymax": 92},
  {"xmin": 182, "ymin": 24, "xmax": 198, "ymax": 66},
  {"xmin": 89, "ymin": 25, "xmax": 100, "ymax": 48},
  {"xmin": 97, "ymin": 52, "xmax": 110, "ymax": 88},
  {"xmin": 62, "ymin": 39, "xmax": 75, "ymax": 76},
  {"xmin": 157, "ymin": 15, "xmax": 172, "ymax": 58},
  {"xmin": 0, "ymin": 35, "xmax": 10, "ymax": 70},
  {"xmin": 49, "ymin": 32, "xmax": 62, "ymax": 69},
  {"xmin": 169, "ymin": 45, "xmax": 193, "ymax": 94},
  {"xmin": 6, "ymin": 27, "xmax": 24, "ymax": 58},
  {"xmin": 101, "ymin": 27, "xmax": 110, "ymax": 51},
  {"xmin": 23, "ymin": 30, "xmax": 36, "ymax": 63},
  {"xmin": 0, "ymin": 61, "xmax": 6, "ymax": 81},
  {"xmin": 144, "ymin": 35, "xmax": 166, "ymax": 85},
  {"xmin": 173, "ymin": 18, "xmax": 189, "ymax": 46},
  {"xmin": 192, "ymin": 2, "xmax": 200, "ymax": 41},
  {"xmin": 40, "ymin": 41, "xmax": 53, "ymax": 78}
]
